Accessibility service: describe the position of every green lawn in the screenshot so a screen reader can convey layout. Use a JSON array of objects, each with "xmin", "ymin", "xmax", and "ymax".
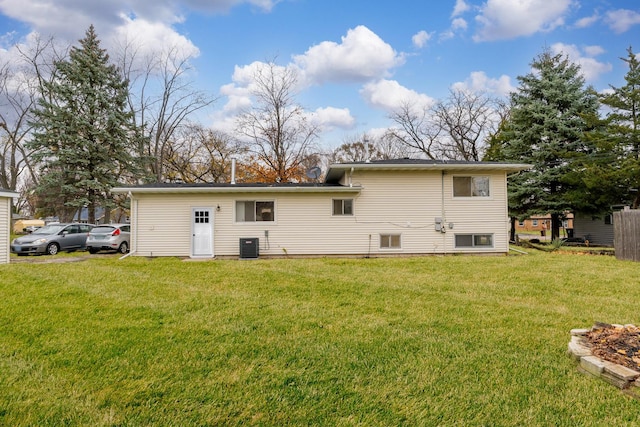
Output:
[{"xmin": 1, "ymin": 251, "xmax": 639, "ymax": 426}]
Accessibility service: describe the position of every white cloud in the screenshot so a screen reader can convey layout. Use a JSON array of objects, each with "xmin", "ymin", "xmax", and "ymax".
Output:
[
  {"xmin": 293, "ymin": 25, "xmax": 404, "ymax": 85},
  {"xmin": 0, "ymin": 0, "xmax": 279, "ymax": 45},
  {"xmin": 451, "ymin": 71, "xmax": 516, "ymax": 97},
  {"xmin": 473, "ymin": 0, "xmax": 573, "ymax": 42},
  {"xmin": 451, "ymin": 18, "xmax": 468, "ymax": 31},
  {"xmin": 573, "ymin": 13, "xmax": 599, "ymax": 29},
  {"xmin": 309, "ymin": 107, "xmax": 355, "ymax": 131},
  {"xmin": 605, "ymin": 9, "xmax": 640, "ymax": 34},
  {"xmin": 452, "ymin": 0, "xmax": 470, "ymax": 17},
  {"xmin": 412, "ymin": 30, "xmax": 432, "ymax": 49},
  {"xmin": 583, "ymin": 45, "xmax": 605, "ymax": 57},
  {"xmin": 550, "ymin": 43, "xmax": 612, "ymax": 82},
  {"xmin": 439, "ymin": 30, "xmax": 455, "ymax": 41},
  {"xmin": 110, "ymin": 15, "xmax": 199, "ymax": 62},
  {"xmin": 360, "ymin": 79, "xmax": 435, "ymax": 113},
  {"xmin": 217, "ymin": 61, "xmax": 302, "ymax": 116}
]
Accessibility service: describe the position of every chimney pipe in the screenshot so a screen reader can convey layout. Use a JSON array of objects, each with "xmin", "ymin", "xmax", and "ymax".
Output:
[{"xmin": 231, "ymin": 158, "xmax": 236, "ymax": 185}]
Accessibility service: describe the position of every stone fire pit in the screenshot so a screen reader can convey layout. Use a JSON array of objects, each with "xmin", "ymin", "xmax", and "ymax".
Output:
[{"xmin": 569, "ymin": 324, "xmax": 640, "ymax": 398}]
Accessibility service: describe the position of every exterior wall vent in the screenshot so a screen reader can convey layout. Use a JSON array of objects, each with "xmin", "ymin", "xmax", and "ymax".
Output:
[{"xmin": 239, "ymin": 237, "xmax": 259, "ymax": 259}]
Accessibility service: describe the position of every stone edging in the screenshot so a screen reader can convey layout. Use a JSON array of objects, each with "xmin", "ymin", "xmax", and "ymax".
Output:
[{"xmin": 568, "ymin": 326, "xmax": 640, "ymax": 398}]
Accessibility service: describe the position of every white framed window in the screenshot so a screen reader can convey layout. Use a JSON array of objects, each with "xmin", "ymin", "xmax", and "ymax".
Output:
[
  {"xmin": 332, "ymin": 199, "xmax": 353, "ymax": 216},
  {"xmin": 532, "ymin": 219, "xmax": 539, "ymax": 227},
  {"xmin": 235, "ymin": 200, "xmax": 274, "ymax": 222},
  {"xmin": 518, "ymin": 220, "xmax": 524, "ymax": 226},
  {"xmin": 380, "ymin": 234, "xmax": 401, "ymax": 249},
  {"xmin": 453, "ymin": 176, "xmax": 490, "ymax": 197},
  {"xmin": 455, "ymin": 234, "xmax": 493, "ymax": 248}
]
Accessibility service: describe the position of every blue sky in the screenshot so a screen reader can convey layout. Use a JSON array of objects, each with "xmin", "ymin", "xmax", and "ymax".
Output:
[{"xmin": 0, "ymin": 0, "xmax": 639, "ymax": 150}]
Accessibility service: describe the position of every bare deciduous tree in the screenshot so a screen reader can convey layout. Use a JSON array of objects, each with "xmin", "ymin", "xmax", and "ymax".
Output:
[
  {"xmin": 386, "ymin": 89, "xmax": 504, "ymax": 161},
  {"xmin": 235, "ymin": 61, "xmax": 318, "ymax": 182},
  {"xmin": 164, "ymin": 123, "xmax": 246, "ymax": 183},
  {"xmin": 0, "ymin": 35, "xmax": 67, "ymax": 214},
  {"xmin": 385, "ymin": 100, "xmax": 442, "ymax": 159},
  {"xmin": 115, "ymin": 41, "xmax": 216, "ymax": 182},
  {"xmin": 435, "ymin": 90, "xmax": 504, "ymax": 161}
]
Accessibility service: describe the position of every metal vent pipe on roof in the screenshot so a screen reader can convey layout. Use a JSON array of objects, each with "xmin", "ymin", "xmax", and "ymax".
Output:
[{"xmin": 231, "ymin": 158, "xmax": 236, "ymax": 185}]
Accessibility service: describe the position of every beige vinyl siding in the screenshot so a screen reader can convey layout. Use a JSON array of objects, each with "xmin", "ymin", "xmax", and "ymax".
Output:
[
  {"xmin": 129, "ymin": 169, "xmax": 512, "ymax": 257},
  {"xmin": 0, "ymin": 197, "xmax": 10, "ymax": 263},
  {"xmin": 445, "ymin": 171, "xmax": 510, "ymax": 253}
]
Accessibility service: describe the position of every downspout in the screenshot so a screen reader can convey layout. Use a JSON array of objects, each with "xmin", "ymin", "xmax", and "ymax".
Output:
[
  {"xmin": 119, "ymin": 192, "xmax": 137, "ymax": 260},
  {"xmin": 349, "ymin": 167, "xmax": 354, "ymax": 187},
  {"xmin": 442, "ymin": 171, "xmax": 447, "ymax": 255}
]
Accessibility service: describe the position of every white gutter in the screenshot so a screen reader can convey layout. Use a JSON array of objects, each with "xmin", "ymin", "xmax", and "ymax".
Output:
[
  {"xmin": 327, "ymin": 162, "xmax": 532, "ymax": 172},
  {"xmin": 112, "ymin": 185, "xmax": 363, "ymax": 195}
]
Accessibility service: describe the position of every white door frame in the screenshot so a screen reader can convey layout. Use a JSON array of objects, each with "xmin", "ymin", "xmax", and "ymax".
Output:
[{"xmin": 191, "ymin": 207, "xmax": 214, "ymax": 258}]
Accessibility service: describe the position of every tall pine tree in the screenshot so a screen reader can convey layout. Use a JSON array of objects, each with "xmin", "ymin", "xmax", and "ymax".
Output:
[
  {"xmin": 500, "ymin": 50, "xmax": 599, "ymax": 240},
  {"xmin": 29, "ymin": 25, "xmax": 135, "ymax": 223},
  {"xmin": 596, "ymin": 47, "xmax": 640, "ymax": 208}
]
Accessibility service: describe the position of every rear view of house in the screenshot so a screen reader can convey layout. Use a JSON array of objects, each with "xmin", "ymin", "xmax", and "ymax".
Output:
[{"xmin": 112, "ymin": 159, "xmax": 530, "ymax": 259}]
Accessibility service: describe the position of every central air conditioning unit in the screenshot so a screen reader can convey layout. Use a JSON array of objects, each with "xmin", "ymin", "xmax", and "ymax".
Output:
[{"xmin": 239, "ymin": 237, "xmax": 259, "ymax": 259}]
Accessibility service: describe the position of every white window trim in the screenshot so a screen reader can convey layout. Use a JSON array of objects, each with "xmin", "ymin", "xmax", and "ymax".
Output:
[
  {"xmin": 452, "ymin": 175, "xmax": 491, "ymax": 198},
  {"xmin": 379, "ymin": 233, "xmax": 402, "ymax": 250},
  {"xmin": 454, "ymin": 233, "xmax": 494, "ymax": 249},
  {"xmin": 234, "ymin": 200, "xmax": 276, "ymax": 224},
  {"xmin": 332, "ymin": 198, "xmax": 354, "ymax": 216}
]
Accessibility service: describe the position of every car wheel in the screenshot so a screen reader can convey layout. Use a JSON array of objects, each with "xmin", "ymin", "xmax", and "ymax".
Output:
[
  {"xmin": 118, "ymin": 242, "xmax": 129, "ymax": 254},
  {"xmin": 88, "ymin": 248, "xmax": 99, "ymax": 254},
  {"xmin": 46, "ymin": 243, "xmax": 59, "ymax": 255}
]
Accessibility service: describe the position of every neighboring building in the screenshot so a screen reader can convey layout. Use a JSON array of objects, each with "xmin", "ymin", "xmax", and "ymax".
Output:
[
  {"xmin": 111, "ymin": 159, "xmax": 530, "ymax": 259},
  {"xmin": 572, "ymin": 210, "xmax": 620, "ymax": 246},
  {"xmin": 515, "ymin": 213, "xmax": 574, "ymax": 237},
  {"xmin": 0, "ymin": 189, "xmax": 19, "ymax": 264},
  {"xmin": 13, "ymin": 218, "xmax": 45, "ymax": 234}
]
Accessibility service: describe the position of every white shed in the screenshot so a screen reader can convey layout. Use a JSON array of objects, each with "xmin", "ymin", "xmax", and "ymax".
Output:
[{"xmin": 0, "ymin": 189, "xmax": 19, "ymax": 264}]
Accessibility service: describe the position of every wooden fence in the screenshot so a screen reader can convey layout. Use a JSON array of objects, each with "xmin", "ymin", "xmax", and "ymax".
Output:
[{"xmin": 614, "ymin": 209, "xmax": 640, "ymax": 261}]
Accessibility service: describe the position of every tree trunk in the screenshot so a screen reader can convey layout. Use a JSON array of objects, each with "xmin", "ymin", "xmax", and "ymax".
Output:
[
  {"xmin": 510, "ymin": 217, "xmax": 517, "ymax": 242},
  {"xmin": 551, "ymin": 213, "xmax": 561, "ymax": 241}
]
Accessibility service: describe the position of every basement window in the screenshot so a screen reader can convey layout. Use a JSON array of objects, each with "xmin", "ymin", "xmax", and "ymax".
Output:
[
  {"xmin": 235, "ymin": 200, "xmax": 274, "ymax": 222},
  {"xmin": 380, "ymin": 234, "xmax": 401, "ymax": 249},
  {"xmin": 455, "ymin": 234, "xmax": 493, "ymax": 248}
]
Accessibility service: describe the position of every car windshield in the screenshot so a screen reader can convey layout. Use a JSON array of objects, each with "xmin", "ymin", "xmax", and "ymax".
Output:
[
  {"xmin": 91, "ymin": 226, "xmax": 116, "ymax": 234},
  {"xmin": 32, "ymin": 224, "xmax": 66, "ymax": 235}
]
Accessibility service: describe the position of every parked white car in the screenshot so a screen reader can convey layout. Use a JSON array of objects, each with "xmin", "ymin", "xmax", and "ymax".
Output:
[{"xmin": 86, "ymin": 224, "xmax": 130, "ymax": 254}]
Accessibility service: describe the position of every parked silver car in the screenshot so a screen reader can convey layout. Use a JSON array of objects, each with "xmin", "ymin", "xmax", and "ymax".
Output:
[
  {"xmin": 86, "ymin": 224, "xmax": 130, "ymax": 254},
  {"xmin": 11, "ymin": 223, "xmax": 94, "ymax": 256}
]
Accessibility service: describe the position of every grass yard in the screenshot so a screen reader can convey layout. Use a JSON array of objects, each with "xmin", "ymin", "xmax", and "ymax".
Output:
[{"xmin": 1, "ymin": 250, "xmax": 640, "ymax": 426}]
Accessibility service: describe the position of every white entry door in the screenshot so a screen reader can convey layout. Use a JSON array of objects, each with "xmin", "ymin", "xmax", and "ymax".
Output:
[{"xmin": 192, "ymin": 208, "xmax": 213, "ymax": 257}]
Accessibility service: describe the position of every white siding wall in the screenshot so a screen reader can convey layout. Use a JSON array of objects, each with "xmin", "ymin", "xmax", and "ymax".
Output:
[
  {"xmin": 0, "ymin": 197, "xmax": 10, "ymax": 263},
  {"xmin": 131, "ymin": 169, "xmax": 511, "ymax": 257}
]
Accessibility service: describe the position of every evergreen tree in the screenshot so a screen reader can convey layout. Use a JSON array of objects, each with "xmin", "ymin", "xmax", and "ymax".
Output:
[
  {"xmin": 595, "ymin": 47, "xmax": 640, "ymax": 208},
  {"xmin": 29, "ymin": 25, "xmax": 135, "ymax": 223},
  {"xmin": 499, "ymin": 50, "xmax": 599, "ymax": 240}
]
